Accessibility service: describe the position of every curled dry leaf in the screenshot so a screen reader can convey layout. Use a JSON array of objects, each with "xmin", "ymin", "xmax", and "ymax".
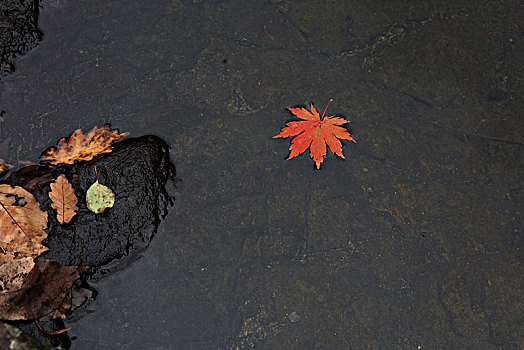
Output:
[
  {"xmin": 40, "ymin": 124, "xmax": 130, "ymax": 165},
  {"xmin": 49, "ymin": 175, "xmax": 78, "ymax": 224}
]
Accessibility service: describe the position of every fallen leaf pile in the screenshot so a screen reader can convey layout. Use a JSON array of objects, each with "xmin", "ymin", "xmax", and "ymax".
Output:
[
  {"xmin": 41, "ymin": 124, "xmax": 126, "ymax": 222},
  {"xmin": 273, "ymin": 100, "xmax": 356, "ymax": 169},
  {"xmin": 0, "ymin": 185, "xmax": 90, "ymax": 321},
  {"xmin": 0, "ymin": 185, "xmax": 43, "ymax": 317},
  {"xmin": 0, "ymin": 124, "xmax": 128, "ymax": 323},
  {"xmin": 49, "ymin": 175, "xmax": 78, "ymax": 224},
  {"xmin": 40, "ymin": 124, "xmax": 130, "ymax": 165}
]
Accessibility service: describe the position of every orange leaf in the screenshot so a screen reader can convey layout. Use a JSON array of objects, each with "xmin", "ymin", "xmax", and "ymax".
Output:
[
  {"xmin": 49, "ymin": 175, "xmax": 78, "ymax": 224},
  {"xmin": 40, "ymin": 124, "xmax": 130, "ymax": 165},
  {"xmin": 273, "ymin": 101, "xmax": 356, "ymax": 169}
]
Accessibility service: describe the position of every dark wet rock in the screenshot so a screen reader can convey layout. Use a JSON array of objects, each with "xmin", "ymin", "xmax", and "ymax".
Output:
[
  {"xmin": 0, "ymin": 320, "xmax": 65, "ymax": 350},
  {"xmin": 0, "ymin": 0, "xmax": 42, "ymax": 78},
  {"xmin": 2, "ymin": 135, "xmax": 176, "ymax": 347},
  {"xmin": 8, "ymin": 319, "xmax": 70, "ymax": 349},
  {"xmin": 3, "ymin": 135, "xmax": 176, "ymax": 267}
]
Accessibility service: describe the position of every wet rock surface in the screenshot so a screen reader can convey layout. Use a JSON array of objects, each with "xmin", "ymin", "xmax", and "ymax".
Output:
[
  {"xmin": 0, "ymin": 0, "xmax": 42, "ymax": 78},
  {"xmin": 0, "ymin": 320, "xmax": 65, "ymax": 350},
  {"xmin": 4, "ymin": 135, "xmax": 176, "ymax": 267},
  {"xmin": 1, "ymin": 135, "xmax": 176, "ymax": 347},
  {"xmin": 0, "ymin": 0, "xmax": 522, "ymax": 348}
]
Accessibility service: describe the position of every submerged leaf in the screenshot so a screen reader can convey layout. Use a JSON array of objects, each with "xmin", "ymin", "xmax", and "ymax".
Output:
[
  {"xmin": 0, "ymin": 261, "xmax": 88, "ymax": 321},
  {"xmin": 49, "ymin": 175, "xmax": 78, "ymax": 224},
  {"xmin": 86, "ymin": 166, "xmax": 115, "ymax": 214}
]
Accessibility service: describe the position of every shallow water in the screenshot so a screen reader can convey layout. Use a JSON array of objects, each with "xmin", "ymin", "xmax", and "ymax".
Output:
[{"xmin": 0, "ymin": 0, "xmax": 522, "ymax": 348}]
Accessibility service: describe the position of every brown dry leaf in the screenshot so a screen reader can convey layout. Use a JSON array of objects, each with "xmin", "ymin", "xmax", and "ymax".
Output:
[
  {"xmin": 0, "ymin": 257, "xmax": 35, "ymax": 292},
  {"xmin": 0, "ymin": 184, "xmax": 48, "ymax": 265},
  {"xmin": 40, "ymin": 124, "xmax": 130, "ymax": 165},
  {"xmin": 49, "ymin": 175, "xmax": 78, "ymax": 224},
  {"xmin": 0, "ymin": 185, "xmax": 90, "ymax": 321},
  {"xmin": 0, "ymin": 184, "xmax": 49, "ymax": 318}
]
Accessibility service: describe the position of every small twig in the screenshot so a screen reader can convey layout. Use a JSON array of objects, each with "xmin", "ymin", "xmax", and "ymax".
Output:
[{"xmin": 35, "ymin": 320, "xmax": 72, "ymax": 335}]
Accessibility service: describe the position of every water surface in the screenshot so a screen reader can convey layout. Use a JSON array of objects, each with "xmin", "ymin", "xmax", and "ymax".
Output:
[{"xmin": 0, "ymin": 0, "xmax": 522, "ymax": 348}]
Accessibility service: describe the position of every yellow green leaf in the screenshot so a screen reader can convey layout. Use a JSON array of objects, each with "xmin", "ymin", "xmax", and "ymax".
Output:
[{"xmin": 86, "ymin": 166, "xmax": 115, "ymax": 214}]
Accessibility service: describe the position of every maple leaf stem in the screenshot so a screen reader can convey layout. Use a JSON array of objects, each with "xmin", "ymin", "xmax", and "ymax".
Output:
[{"xmin": 321, "ymin": 98, "xmax": 333, "ymax": 119}]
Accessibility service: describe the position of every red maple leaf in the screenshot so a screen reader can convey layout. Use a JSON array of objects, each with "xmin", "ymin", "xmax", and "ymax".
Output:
[{"xmin": 273, "ymin": 100, "xmax": 356, "ymax": 169}]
